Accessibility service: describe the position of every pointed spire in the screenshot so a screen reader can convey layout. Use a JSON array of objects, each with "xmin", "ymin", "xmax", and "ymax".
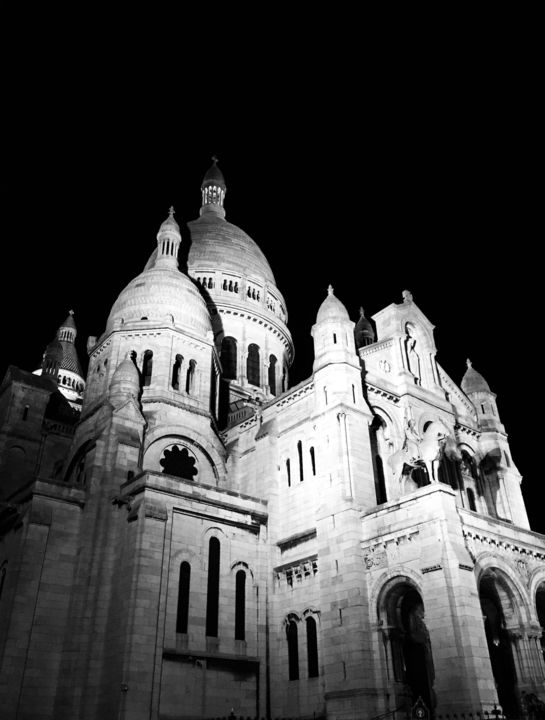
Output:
[{"xmin": 200, "ymin": 156, "xmax": 226, "ymax": 216}]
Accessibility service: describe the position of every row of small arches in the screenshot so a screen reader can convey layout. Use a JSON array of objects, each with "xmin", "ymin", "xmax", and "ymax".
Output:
[
  {"xmin": 286, "ymin": 441, "xmax": 316, "ymax": 486},
  {"xmin": 59, "ymin": 375, "xmax": 84, "ymax": 391},
  {"xmin": 221, "ymin": 337, "xmax": 285, "ymax": 395},
  {"xmin": 176, "ymin": 538, "xmax": 247, "ymax": 641},
  {"xmin": 160, "ymin": 239, "xmax": 177, "ymax": 257}
]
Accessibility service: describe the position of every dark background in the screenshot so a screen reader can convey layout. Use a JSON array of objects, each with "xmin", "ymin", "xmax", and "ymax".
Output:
[{"xmin": 1, "ymin": 35, "xmax": 541, "ymax": 533}]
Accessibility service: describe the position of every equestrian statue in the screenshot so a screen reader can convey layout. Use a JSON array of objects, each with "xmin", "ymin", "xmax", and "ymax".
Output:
[{"xmin": 387, "ymin": 415, "xmax": 460, "ymax": 492}]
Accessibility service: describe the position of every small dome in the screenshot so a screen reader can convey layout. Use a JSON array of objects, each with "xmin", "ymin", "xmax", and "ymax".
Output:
[
  {"xmin": 106, "ymin": 266, "xmax": 212, "ymax": 337},
  {"xmin": 354, "ymin": 307, "xmax": 375, "ymax": 348},
  {"xmin": 461, "ymin": 359, "xmax": 491, "ymax": 394},
  {"xmin": 316, "ymin": 285, "xmax": 350, "ymax": 324},
  {"xmin": 202, "ymin": 156, "xmax": 226, "ymax": 190},
  {"xmin": 158, "ymin": 206, "xmax": 180, "ymax": 235},
  {"xmin": 109, "ymin": 353, "xmax": 140, "ymax": 399}
]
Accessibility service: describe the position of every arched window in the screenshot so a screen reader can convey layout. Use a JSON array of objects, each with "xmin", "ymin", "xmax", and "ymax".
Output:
[
  {"xmin": 172, "ymin": 354, "xmax": 183, "ymax": 390},
  {"xmin": 286, "ymin": 620, "xmax": 299, "ymax": 680},
  {"xmin": 206, "ymin": 537, "xmax": 220, "ymax": 637},
  {"xmin": 221, "ymin": 337, "xmax": 237, "ymax": 380},
  {"xmin": 176, "ymin": 562, "xmax": 191, "ymax": 634},
  {"xmin": 306, "ymin": 616, "xmax": 319, "ymax": 677},
  {"xmin": 142, "ymin": 350, "xmax": 153, "ymax": 387},
  {"xmin": 247, "ymin": 344, "xmax": 260, "ymax": 387},
  {"xmin": 186, "ymin": 359, "xmax": 196, "ymax": 394},
  {"xmin": 297, "ymin": 441, "xmax": 304, "ymax": 482},
  {"xmin": 310, "ymin": 447, "xmax": 316, "ymax": 476},
  {"xmin": 269, "ymin": 355, "xmax": 277, "ymax": 395},
  {"xmin": 370, "ymin": 416, "xmax": 387, "ymax": 505},
  {"xmin": 467, "ymin": 487, "xmax": 477, "ymax": 512},
  {"xmin": 235, "ymin": 570, "xmax": 246, "ymax": 641}
]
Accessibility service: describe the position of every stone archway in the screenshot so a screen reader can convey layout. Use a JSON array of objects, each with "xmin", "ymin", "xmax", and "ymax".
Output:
[
  {"xmin": 537, "ymin": 582, "xmax": 545, "ymax": 670},
  {"xmin": 381, "ymin": 581, "xmax": 436, "ymax": 712},
  {"xmin": 479, "ymin": 569, "xmax": 521, "ymax": 718}
]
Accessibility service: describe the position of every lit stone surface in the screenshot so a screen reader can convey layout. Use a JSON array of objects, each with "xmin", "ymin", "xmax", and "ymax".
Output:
[{"xmin": 0, "ymin": 168, "xmax": 544, "ymax": 720}]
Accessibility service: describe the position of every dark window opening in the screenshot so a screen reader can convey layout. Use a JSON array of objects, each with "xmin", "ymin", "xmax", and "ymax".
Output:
[
  {"xmin": 172, "ymin": 354, "xmax": 183, "ymax": 390},
  {"xmin": 333, "ymin": 333, "xmax": 337, "ymax": 344},
  {"xmin": 235, "ymin": 570, "xmax": 246, "ymax": 640},
  {"xmin": 247, "ymin": 344, "xmax": 260, "ymax": 387},
  {"xmin": 159, "ymin": 445, "xmax": 198, "ymax": 480},
  {"xmin": 142, "ymin": 350, "xmax": 153, "ymax": 387},
  {"xmin": 22, "ymin": 405, "xmax": 29, "ymax": 421},
  {"xmin": 306, "ymin": 616, "xmax": 319, "ymax": 677},
  {"xmin": 297, "ymin": 440, "xmax": 304, "ymax": 482},
  {"xmin": 287, "ymin": 620, "xmax": 299, "ymax": 680},
  {"xmin": 186, "ymin": 359, "xmax": 196, "ymax": 393},
  {"xmin": 269, "ymin": 354, "xmax": 277, "ymax": 395},
  {"xmin": 206, "ymin": 537, "xmax": 220, "ymax": 637},
  {"xmin": 286, "ymin": 459, "xmax": 291, "ymax": 487},
  {"xmin": 176, "ymin": 562, "xmax": 191, "ymax": 633},
  {"xmin": 0, "ymin": 565, "xmax": 6, "ymax": 603},
  {"xmin": 467, "ymin": 487, "xmax": 477, "ymax": 511},
  {"xmin": 310, "ymin": 447, "xmax": 316, "ymax": 476},
  {"xmin": 221, "ymin": 337, "xmax": 237, "ymax": 380}
]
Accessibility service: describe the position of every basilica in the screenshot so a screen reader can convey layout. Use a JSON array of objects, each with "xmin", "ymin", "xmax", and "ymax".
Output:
[{"xmin": 0, "ymin": 160, "xmax": 544, "ymax": 720}]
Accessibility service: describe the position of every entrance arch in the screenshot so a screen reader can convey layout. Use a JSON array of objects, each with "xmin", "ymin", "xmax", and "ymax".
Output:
[
  {"xmin": 479, "ymin": 569, "xmax": 521, "ymax": 718},
  {"xmin": 536, "ymin": 582, "xmax": 545, "ymax": 670},
  {"xmin": 379, "ymin": 579, "xmax": 435, "ymax": 711}
]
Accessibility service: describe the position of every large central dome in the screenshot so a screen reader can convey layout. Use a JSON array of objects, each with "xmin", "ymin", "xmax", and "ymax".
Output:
[{"xmin": 187, "ymin": 208, "xmax": 276, "ymax": 285}]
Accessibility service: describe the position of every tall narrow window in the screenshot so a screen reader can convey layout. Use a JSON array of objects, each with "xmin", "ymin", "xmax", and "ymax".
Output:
[
  {"xmin": 142, "ymin": 350, "xmax": 153, "ymax": 387},
  {"xmin": 286, "ymin": 459, "xmax": 291, "ymax": 487},
  {"xmin": 172, "ymin": 354, "xmax": 183, "ymax": 390},
  {"xmin": 310, "ymin": 447, "xmax": 316, "ymax": 476},
  {"xmin": 467, "ymin": 488, "xmax": 477, "ymax": 512},
  {"xmin": 247, "ymin": 344, "xmax": 260, "ymax": 387},
  {"xmin": 221, "ymin": 337, "xmax": 237, "ymax": 380},
  {"xmin": 235, "ymin": 570, "xmax": 246, "ymax": 640},
  {"xmin": 287, "ymin": 620, "xmax": 299, "ymax": 680},
  {"xmin": 210, "ymin": 366, "xmax": 218, "ymax": 417},
  {"xmin": 268, "ymin": 354, "xmax": 277, "ymax": 395},
  {"xmin": 297, "ymin": 441, "xmax": 304, "ymax": 482},
  {"xmin": 186, "ymin": 359, "xmax": 196, "ymax": 394},
  {"xmin": 22, "ymin": 405, "xmax": 29, "ymax": 421},
  {"xmin": 176, "ymin": 562, "xmax": 191, "ymax": 634},
  {"xmin": 206, "ymin": 537, "xmax": 220, "ymax": 637},
  {"xmin": 306, "ymin": 616, "xmax": 319, "ymax": 677}
]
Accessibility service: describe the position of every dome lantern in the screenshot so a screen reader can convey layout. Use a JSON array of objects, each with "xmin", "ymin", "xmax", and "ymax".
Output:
[
  {"xmin": 200, "ymin": 156, "xmax": 226, "ymax": 218},
  {"xmin": 354, "ymin": 307, "xmax": 375, "ymax": 348}
]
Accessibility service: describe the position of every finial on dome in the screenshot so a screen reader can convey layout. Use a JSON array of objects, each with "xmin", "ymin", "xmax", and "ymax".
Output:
[
  {"xmin": 168, "ymin": 206, "xmax": 175, "ymax": 219},
  {"xmin": 466, "ymin": 358, "xmax": 472, "ymax": 368},
  {"xmin": 69, "ymin": 309, "xmax": 74, "ymax": 316},
  {"xmin": 359, "ymin": 307, "xmax": 365, "ymax": 316},
  {"xmin": 402, "ymin": 290, "xmax": 413, "ymax": 304},
  {"xmin": 211, "ymin": 154, "xmax": 219, "ymax": 164},
  {"xmin": 327, "ymin": 284, "xmax": 334, "ymax": 296}
]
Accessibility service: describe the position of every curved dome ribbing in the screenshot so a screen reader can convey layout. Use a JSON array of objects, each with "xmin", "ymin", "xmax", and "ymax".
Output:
[{"xmin": 187, "ymin": 210, "xmax": 276, "ymax": 285}]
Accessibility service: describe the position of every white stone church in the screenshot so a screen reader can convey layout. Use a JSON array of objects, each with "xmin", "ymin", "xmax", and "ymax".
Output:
[{"xmin": 0, "ymin": 160, "xmax": 544, "ymax": 720}]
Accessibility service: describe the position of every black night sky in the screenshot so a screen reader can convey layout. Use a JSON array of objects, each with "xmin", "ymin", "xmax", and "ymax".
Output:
[{"xmin": 1, "ymin": 41, "xmax": 542, "ymax": 534}]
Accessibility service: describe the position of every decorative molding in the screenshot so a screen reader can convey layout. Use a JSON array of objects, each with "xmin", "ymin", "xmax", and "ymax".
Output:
[
  {"xmin": 463, "ymin": 529, "xmax": 545, "ymax": 587},
  {"xmin": 362, "ymin": 530, "xmax": 419, "ymax": 570},
  {"xmin": 422, "ymin": 564, "xmax": 442, "ymax": 574},
  {"xmin": 365, "ymin": 383, "xmax": 400, "ymax": 404}
]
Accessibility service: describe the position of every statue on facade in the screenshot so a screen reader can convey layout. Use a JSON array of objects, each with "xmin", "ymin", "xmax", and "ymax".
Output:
[
  {"xmin": 405, "ymin": 323, "xmax": 422, "ymax": 385},
  {"xmin": 388, "ymin": 417, "xmax": 452, "ymax": 489}
]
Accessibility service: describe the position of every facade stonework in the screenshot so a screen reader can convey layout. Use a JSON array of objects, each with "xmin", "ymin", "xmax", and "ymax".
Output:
[{"xmin": 0, "ymin": 161, "xmax": 544, "ymax": 719}]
